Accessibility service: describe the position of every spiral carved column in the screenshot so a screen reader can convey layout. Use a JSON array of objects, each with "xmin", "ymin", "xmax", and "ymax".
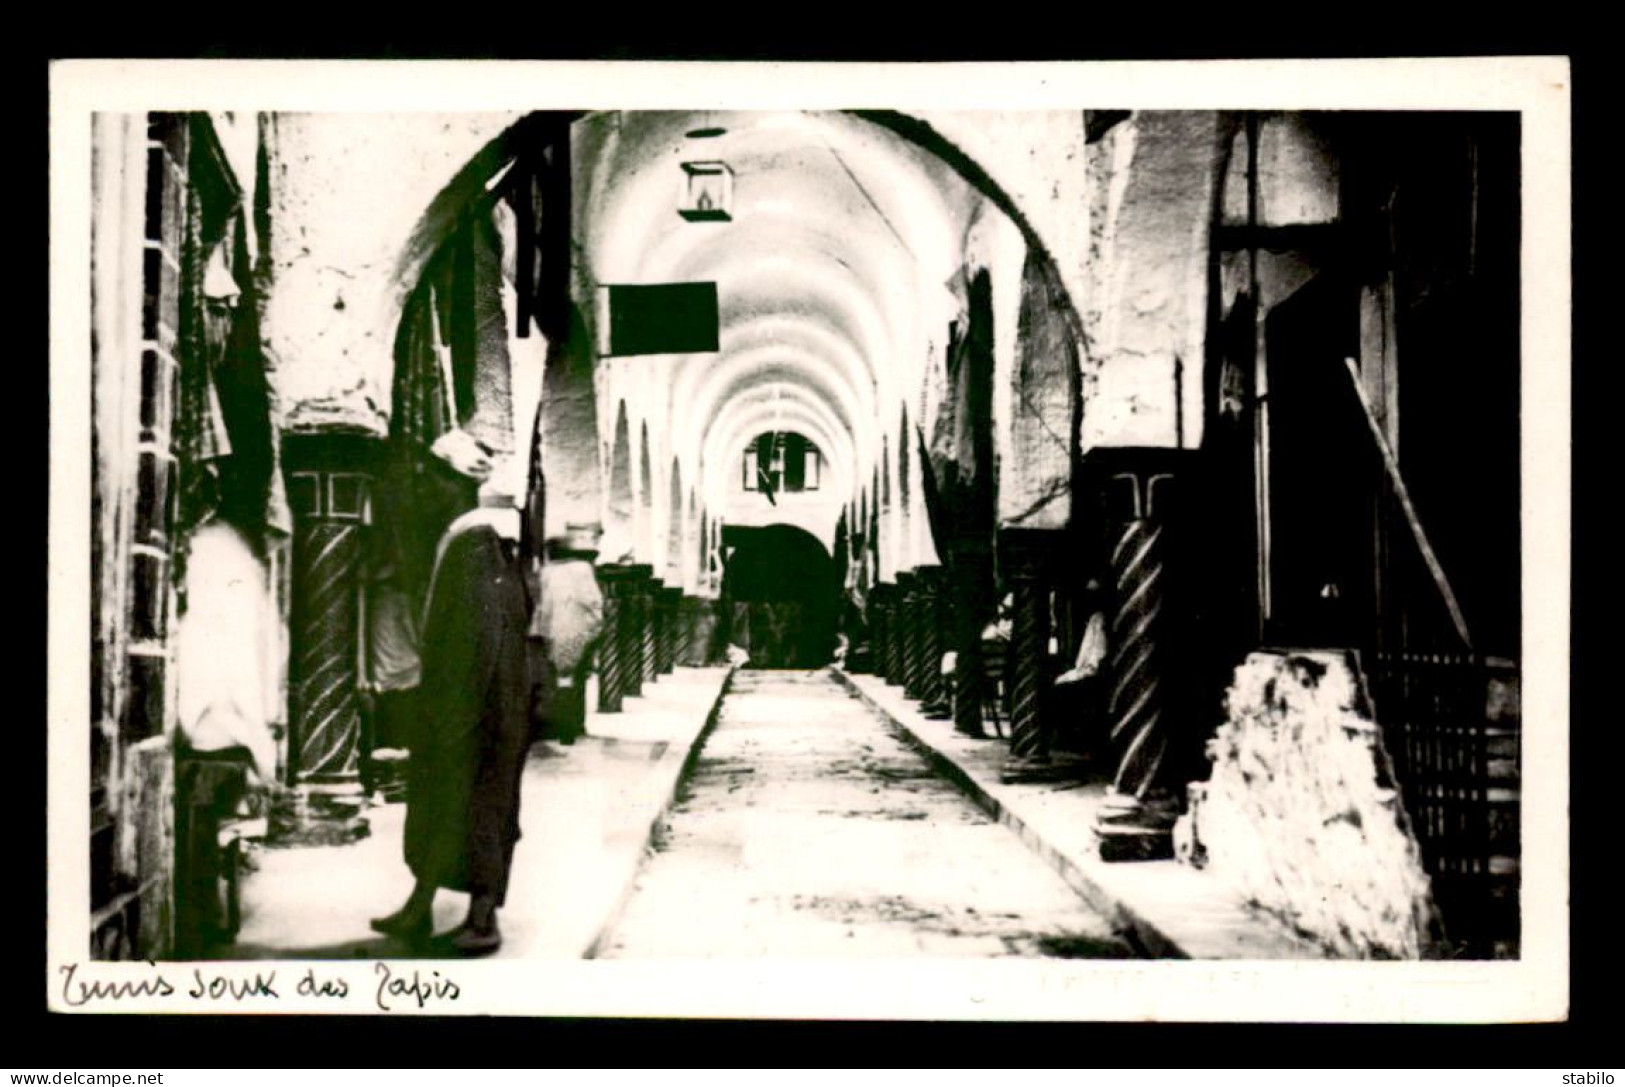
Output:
[
  {"xmin": 869, "ymin": 583, "xmax": 894, "ymax": 684},
  {"xmin": 634, "ymin": 568, "xmax": 658, "ymax": 685},
  {"xmin": 909, "ymin": 571, "xmax": 935, "ymax": 702},
  {"xmin": 673, "ymin": 595, "xmax": 694, "ymax": 667},
  {"xmin": 889, "ymin": 583, "xmax": 908, "ymax": 687},
  {"xmin": 619, "ymin": 566, "xmax": 646, "ymax": 697},
  {"xmin": 885, "ymin": 584, "xmax": 907, "ymax": 686},
  {"xmin": 909, "ymin": 569, "xmax": 938, "ymax": 703},
  {"xmin": 647, "ymin": 576, "xmax": 667, "ymax": 678},
  {"xmin": 651, "ymin": 586, "xmax": 667, "ymax": 675},
  {"xmin": 868, "ymin": 584, "xmax": 886, "ymax": 681},
  {"xmin": 1087, "ymin": 447, "xmax": 1194, "ymax": 862},
  {"xmin": 947, "ymin": 547, "xmax": 990, "ymax": 738},
  {"xmin": 657, "ymin": 586, "xmax": 682, "ymax": 674},
  {"xmin": 885, "ymin": 583, "xmax": 903, "ymax": 684},
  {"xmin": 864, "ymin": 584, "xmax": 890, "ymax": 679},
  {"xmin": 917, "ymin": 566, "xmax": 951, "ymax": 718},
  {"xmin": 290, "ymin": 519, "xmax": 364, "ymax": 781},
  {"xmin": 999, "ymin": 530, "xmax": 1059, "ymax": 776},
  {"xmin": 278, "ymin": 435, "xmax": 375, "ymax": 844},
  {"xmin": 1108, "ymin": 517, "xmax": 1170, "ymax": 796},
  {"xmin": 595, "ymin": 564, "xmax": 636, "ymax": 713},
  {"xmin": 897, "ymin": 571, "xmax": 923, "ymax": 700},
  {"xmin": 893, "ymin": 572, "xmax": 911, "ymax": 694}
]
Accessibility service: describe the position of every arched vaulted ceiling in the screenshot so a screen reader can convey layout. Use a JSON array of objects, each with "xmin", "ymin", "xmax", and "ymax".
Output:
[{"xmin": 575, "ymin": 110, "xmax": 990, "ymax": 517}]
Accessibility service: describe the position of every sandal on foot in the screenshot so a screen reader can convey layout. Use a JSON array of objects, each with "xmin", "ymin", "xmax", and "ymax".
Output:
[{"xmin": 370, "ymin": 910, "xmax": 431, "ymax": 942}]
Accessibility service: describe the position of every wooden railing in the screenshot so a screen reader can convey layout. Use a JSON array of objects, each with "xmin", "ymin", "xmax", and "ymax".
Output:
[
  {"xmin": 1335, "ymin": 356, "xmax": 1519, "ymax": 957},
  {"xmin": 1367, "ymin": 649, "xmax": 1520, "ymax": 957}
]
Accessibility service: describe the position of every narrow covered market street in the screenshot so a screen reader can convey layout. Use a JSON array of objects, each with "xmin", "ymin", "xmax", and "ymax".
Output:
[{"xmin": 77, "ymin": 79, "xmax": 1541, "ymax": 995}]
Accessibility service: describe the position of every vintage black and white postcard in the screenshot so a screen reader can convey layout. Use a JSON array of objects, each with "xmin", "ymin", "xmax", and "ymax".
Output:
[{"xmin": 47, "ymin": 57, "xmax": 1570, "ymax": 1020}]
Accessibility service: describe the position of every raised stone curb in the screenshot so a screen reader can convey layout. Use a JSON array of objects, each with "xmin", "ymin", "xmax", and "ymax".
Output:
[
  {"xmin": 834, "ymin": 667, "xmax": 1328, "ymax": 960},
  {"xmin": 580, "ymin": 665, "xmax": 737, "ymax": 958}
]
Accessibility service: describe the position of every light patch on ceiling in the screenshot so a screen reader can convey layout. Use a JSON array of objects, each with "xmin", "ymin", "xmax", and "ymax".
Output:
[{"xmin": 579, "ymin": 108, "xmax": 1002, "ymax": 511}]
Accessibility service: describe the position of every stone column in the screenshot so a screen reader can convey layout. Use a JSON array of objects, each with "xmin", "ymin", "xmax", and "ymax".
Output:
[
  {"xmin": 868, "ymin": 582, "xmax": 893, "ymax": 684},
  {"xmin": 631, "ymin": 567, "xmax": 658, "ymax": 687},
  {"xmin": 619, "ymin": 566, "xmax": 647, "ymax": 698},
  {"xmin": 883, "ymin": 582, "xmax": 907, "ymax": 686},
  {"xmin": 916, "ymin": 566, "xmax": 952, "ymax": 719},
  {"xmin": 648, "ymin": 577, "xmax": 668, "ymax": 677},
  {"xmin": 657, "ymin": 586, "xmax": 682, "ymax": 674},
  {"xmin": 865, "ymin": 584, "xmax": 882, "ymax": 679},
  {"xmin": 947, "ymin": 545, "xmax": 991, "ymax": 738},
  {"xmin": 594, "ymin": 564, "xmax": 637, "ymax": 713},
  {"xmin": 865, "ymin": 584, "xmax": 883, "ymax": 678},
  {"xmin": 277, "ymin": 433, "xmax": 375, "ymax": 845},
  {"xmin": 672, "ymin": 593, "xmax": 695, "ymax": 666},
  {"xmin": 908, "ymin": 571, "xmax": 937, "ymax": 702},
  {"xmin": 999, "ymin": 529, "xmax": 1062, "ymax": 780},
  {"xmin": 1086, "ymin": 447, "xmax": 1195, "ymax": 861},
  {"xmin": 896, "ymin": 571, "xmax": 923, "ymax": 700}
]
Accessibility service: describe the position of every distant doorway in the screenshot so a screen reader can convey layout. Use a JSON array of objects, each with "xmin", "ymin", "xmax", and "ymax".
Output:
[{"xmin": 720, "ymin": 523, "xmax": 839, "ymax": 668}]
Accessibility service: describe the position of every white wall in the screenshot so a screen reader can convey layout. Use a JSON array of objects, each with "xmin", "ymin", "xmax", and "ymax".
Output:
[{"xmin": 263, "ymin": 112, "xmax": 524, "ymax": 435}]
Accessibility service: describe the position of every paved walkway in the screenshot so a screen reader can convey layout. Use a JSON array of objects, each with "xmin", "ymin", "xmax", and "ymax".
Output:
[
  {"xmin": 839, "ymin": 669, "xmax": 1329, "ymax": 959},
  {"xmin": 217, "ymin": 667, "xmax": 732, "ymax": 960},
  {"xmin": 215, "ymin": 661, "xmax": 1321, "ymax": 963},
  {"xmin": 597, "ymin": 670, "xmax": 1135, "ymax": 959}
]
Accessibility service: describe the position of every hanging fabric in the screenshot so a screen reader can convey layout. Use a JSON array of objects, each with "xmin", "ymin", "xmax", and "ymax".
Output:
[
  {"xmin": 174, "ymin": 201, "xmax": 290, "ymax": 561},
  {"xmin": 914, "ymin": 424, "xmax": 949, "ymax": 556},
  {"xmin": 926, "ymin": 269, "xmax": 997, "ymax": 544}
]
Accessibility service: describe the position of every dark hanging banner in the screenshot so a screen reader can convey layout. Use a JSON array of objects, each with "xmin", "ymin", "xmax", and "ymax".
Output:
[{"xmin": 602, "ymin": 282, "xmax": 720, "ymax": 356}]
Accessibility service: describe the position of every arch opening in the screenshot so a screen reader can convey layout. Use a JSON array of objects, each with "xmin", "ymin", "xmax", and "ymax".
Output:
[
  {"xmin": 718, "ymin": 522, "xmax": 840, "ymax": 669},
  {"xmin": 666, "ymin": 454, "xmax": 684, "ymax": 584},
  {"xmin": 637, "ymin": 419, "xmax": 654, "ymax": 563},
  {"xmin": 383, "ymin": 106, "xmax": 1094, "ymax": 658},
  {"xmin": 604, "ymin": 400, "xmax": 633, "ymax": 559}
]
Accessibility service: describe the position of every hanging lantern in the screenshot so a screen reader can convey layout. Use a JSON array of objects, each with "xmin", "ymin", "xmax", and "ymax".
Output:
[{"xmin": 679, "ymin": 160, "xmax": 733, "ymax": 222}]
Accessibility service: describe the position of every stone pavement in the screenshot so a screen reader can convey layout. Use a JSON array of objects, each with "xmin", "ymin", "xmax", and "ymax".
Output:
[
  {"xmin": 597, "ymin": 670, "xmax": 1135, "ymax": 959},
  {"xmin": 215, "ymin": 666, "xmax": 733, "ymax": 961},
  {"xmin": 214, "ymin": 660, "xmax": 1325, "ymax": 963},
  {"xmin": 837, "ymin": 669, "xmax": 1331, "ymax": 960}
]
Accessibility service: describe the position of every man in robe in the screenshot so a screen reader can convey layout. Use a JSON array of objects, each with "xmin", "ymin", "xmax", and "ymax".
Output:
[
  {"xmin": 371, "ymin": 457, "xmax": 533, "ymax": 956},
  {"xmin": 363, "ymin": 428, "xmax": 488, "ymax": 798}
]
